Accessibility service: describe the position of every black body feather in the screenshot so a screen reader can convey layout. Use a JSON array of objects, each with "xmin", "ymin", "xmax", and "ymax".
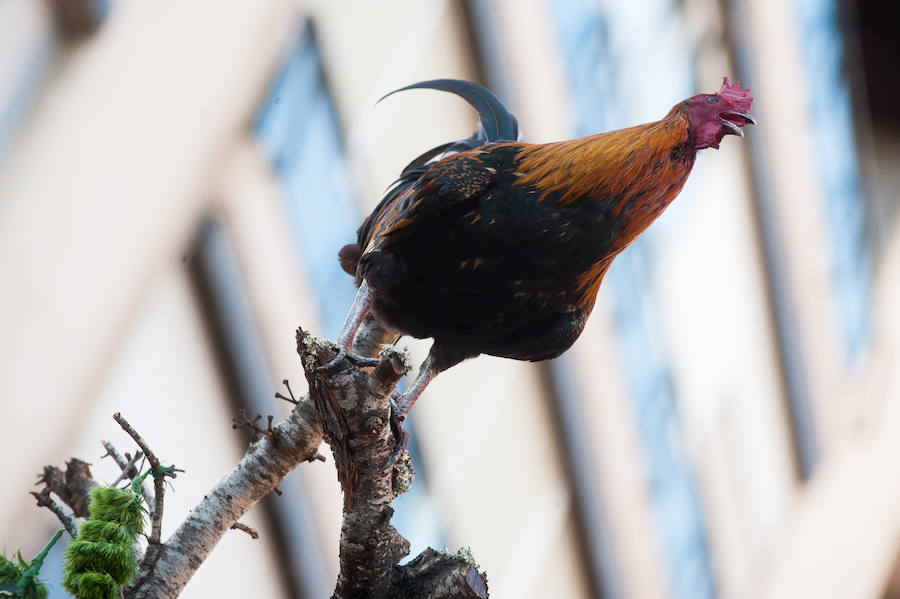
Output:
[{"xmin": 341, "ymin": 80, "xmax": 598, "ymax": 371}]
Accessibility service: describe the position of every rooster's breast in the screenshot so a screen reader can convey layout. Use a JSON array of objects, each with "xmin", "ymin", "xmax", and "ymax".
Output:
[{"xmin": 358, "ymin": 182, "xmax": 620, "ymax": 353}]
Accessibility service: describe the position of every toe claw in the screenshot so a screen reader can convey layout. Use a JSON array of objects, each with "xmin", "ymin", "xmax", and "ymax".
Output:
[
  {"xmin": 384, "ymin": 427, "xmax": 410, "ymax": 469},
  {"xmin": 383, "ymin": 400, "xmax": 410, "ymax": 468},
  {"xmin": 316, "ymin": 347, "xmax": 346, "ymax": 372},
  {"xmin": 316, "ymin": 347, "xmax": 381, "ymax": 372},
  {"xmin": 346, "ymin": 354, "xmax": 382, "ymax": 368}
]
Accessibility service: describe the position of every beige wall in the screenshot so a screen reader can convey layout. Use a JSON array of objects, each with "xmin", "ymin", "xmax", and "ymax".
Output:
[{"xmin": 2, "ymin": 1, "xmax": 899, "ymax": 599}]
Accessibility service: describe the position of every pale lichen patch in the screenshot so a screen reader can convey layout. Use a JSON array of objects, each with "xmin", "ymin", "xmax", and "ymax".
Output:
[
  {"xmin": 302, "ymin": 334, "xmax": 340, "ymax": 372},
  {"xmin": 390, "ymin": 450, "xmax": 414, "ymax": 498},
  {"xmin": 436, "ymin": 545, "xmax": 481, "ymax": 572},
  {"xmin": 379, "ymin": 344, "xmax": 412, "ymax": 371}
]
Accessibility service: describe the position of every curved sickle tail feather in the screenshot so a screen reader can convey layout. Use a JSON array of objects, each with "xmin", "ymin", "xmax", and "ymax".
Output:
[
  {"xmin": 341, "ymin": 79, "xmax": 522, "ymax": 279},
  {"xmin": 378, "ymin": 78, "xmax": 519, "ymax": 144}
]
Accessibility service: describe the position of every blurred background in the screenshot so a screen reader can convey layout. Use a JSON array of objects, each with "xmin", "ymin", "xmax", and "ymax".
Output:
[{"xmin": 1, "ymin": 0, "xmax": 899, "ymax": 597}]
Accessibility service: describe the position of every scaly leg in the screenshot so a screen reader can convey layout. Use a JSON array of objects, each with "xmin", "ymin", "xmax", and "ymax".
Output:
[
  {"xmin": 338, "ymin": 280, "xmax": 374, "ymax": 350},
  {"xmin": 392, "ymin": 353, "xmax": 441, "ymax": 418},
  {"xmin": 384, "ymin": 354, "xmax": 443, "ymax": 467},
  {"xmin": 317, "ymin": 281, "xmax": 381, "ymax": 372}
]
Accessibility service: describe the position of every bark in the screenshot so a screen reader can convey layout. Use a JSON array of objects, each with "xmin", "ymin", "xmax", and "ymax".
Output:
[
  {"xmin": 303, "ymin": 332, "xmax": 407, "ymax": 597},
  {"xmin": 126, "ymin": 391, "xmax": 325, "ymax": 598},
  {"xmin": 37, "ymin": 459, "xmax": 96, "ymax": 518},
  {"xmin": 301, "ymin": 322, "xmax": 488, "ymax": 599},
  {"xmin": 39, "ymin": 314, "xmax": 489, "ymax": 598}
]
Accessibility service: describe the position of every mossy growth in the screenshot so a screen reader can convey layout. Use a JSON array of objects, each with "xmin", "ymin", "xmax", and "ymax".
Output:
[
  {"xmin": 0, "ymin": 529, "xmax": 62, "ymax": 599},
  {"xmin": 62, "ymin": 473, "xmax": 148, "ymax": 599}
]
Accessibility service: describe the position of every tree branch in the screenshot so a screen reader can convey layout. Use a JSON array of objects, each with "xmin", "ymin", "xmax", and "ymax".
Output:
[
  {"xmin": 102, "ymin": 440, "xmax": 154, "ymax": 509},
  {"xmin": 301, "ymin": 331, "xmax": 410, "ymax": 596},
  {"xmin": 394, "ymin": 548, "xmax": 488, "ymax": 599},
  {"xmin": 29, "ymin": 488, "xmax": 78, "ymax": 538},
  {"xmin": 125, "ymin": 315, "xmax": 395, "ymax": 599},
  {"xmin": 34, "ymin": 313, "xmax": 488, "ymax": 598},
  {"xmin": 112, "ymin": 411, "xmax": 183, "ymax": 585},
  {"xmin": 300, "ymin": 326, "xmax": 489, "ymax": 598},
  {"xmin": 229, "ymin": 522, "xmax": 259, "ymax": 539},
  {"xmin": 36, "ymin": 459, "xmax": 97, "ymax": 518},
  {"xmin": 110, "ymin": 451, "xmax": 144, "ymax": 487},
  {"xmin": 125, "ymin": 394, "xmax": 324, "ymax": 598}
]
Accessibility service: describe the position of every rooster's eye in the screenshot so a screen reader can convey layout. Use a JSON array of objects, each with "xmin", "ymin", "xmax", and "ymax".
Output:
[{"xmin": 707, "ymin": 96, "xmax": 718, "ymax": 103}]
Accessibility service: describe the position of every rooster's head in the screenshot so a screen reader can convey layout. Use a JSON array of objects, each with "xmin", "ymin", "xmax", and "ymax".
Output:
[{"xmin": 684, "ymin": 77, "xmax": 755, "ymax": 150}]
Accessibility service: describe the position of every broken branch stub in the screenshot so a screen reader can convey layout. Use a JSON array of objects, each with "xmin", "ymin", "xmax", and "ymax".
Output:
[{"xmin": 299, "ymin": 328, "xmax": 413, "ymax": 597}]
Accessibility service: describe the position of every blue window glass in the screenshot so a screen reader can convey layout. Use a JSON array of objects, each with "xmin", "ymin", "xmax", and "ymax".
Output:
[
  {"xmin": 254, "ymin": 27, "xmax": 359, "ymax": 336},
  {"xmin": 192, "ymin": 219, "xmax": 330, "ymax": 598},
  {"xmin": 792, "ymin": 0, "xmax": 871, "ymax": 361},
  {"xmin": 254, "ymin": 23, "xmax": 444, "ymax": 560},
  {"xmin": 550, "ymin": 2, "xmax": 717, "ymax": 598}
]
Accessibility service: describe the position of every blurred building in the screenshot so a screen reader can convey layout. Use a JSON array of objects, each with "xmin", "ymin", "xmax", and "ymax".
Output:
[{"xmin": 1, "ymin": 0, "xmax": 899, "ymax": 598}]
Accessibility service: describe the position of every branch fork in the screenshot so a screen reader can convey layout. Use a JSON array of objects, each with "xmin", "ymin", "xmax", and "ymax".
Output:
[
  {"xmin": 300, "ymin": 327, "xmax": 488, "ymax": 599},
  {"xmin": 34, "ymin": 314, "xmax": 488, "ymax": 598}
]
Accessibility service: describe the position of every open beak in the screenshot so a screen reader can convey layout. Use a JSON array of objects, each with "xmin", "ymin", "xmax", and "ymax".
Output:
[{"xmin": 719, "ymin": 110, "xmax": 756, "ymax": 137}]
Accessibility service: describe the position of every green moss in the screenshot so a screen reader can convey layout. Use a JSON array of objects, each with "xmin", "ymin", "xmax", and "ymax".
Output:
[
  {"xmin": 60, "ymin": 572, "xmax": 118, "ymax": 599},
  {"xmin": 0, "ymin": 530, "xmax": 63, "ymax": 599},
  {"xmin": 62, "ymin": 482, "xmax": 146, "ymax": 599}
]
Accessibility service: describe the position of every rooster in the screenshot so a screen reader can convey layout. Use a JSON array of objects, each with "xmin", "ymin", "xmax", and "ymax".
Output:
[{"xmin": 336, "ymin": 77, "xmax": 754, "ymax": 456}]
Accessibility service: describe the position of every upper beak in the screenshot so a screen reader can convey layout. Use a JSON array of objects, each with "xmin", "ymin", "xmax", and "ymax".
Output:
[{"xmin": 728, "ymin": 111, "xmax": 757, "ymax": 125}]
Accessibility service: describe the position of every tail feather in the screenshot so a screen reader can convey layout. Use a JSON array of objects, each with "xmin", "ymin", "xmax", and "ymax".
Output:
[
  {"xmin": 378, "ymin": 78, "xmax": 519, "ymax": 144},
  {"xmin": 342, "ymin": 80, "xmax": 521, "ymax": 281}
]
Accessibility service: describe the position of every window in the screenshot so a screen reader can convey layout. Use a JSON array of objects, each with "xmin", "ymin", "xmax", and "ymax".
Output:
[
  {"xmin": 254, "ymin": 22, "xmax": 444, "ymax": 560},
  {"xmin": 550, "ymin": 1, "xmax": 717, "ymax": 598},
  {"xmin": 254, "ymin": 26, "xmax": 359, "ymax": 336},
  {"xmin": 793, "ymin": 0, "xmax": 872, "ymax": 361},
  {"xmin": 853, "ymin": 0, "xmax": 900, "ymax": 236},
  {"xmin": 189, "ymin": 219, "xmax": 329, "ymax": 599}
]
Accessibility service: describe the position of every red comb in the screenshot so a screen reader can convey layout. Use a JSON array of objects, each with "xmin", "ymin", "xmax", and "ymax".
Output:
[{"xmin": 719, "ymin": 76, "xmax": 753, "ymax": 112}]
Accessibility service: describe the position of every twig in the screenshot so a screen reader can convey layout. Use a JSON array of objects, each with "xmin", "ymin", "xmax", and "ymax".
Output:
[
  {"xmin": 111, "ymin": 451, "xmax": 144, "ymax": 487},
  {"xmin": 125, "ymin": 317, "xmax": 420, "ymax": 599},
  {"xmin": 300, "ymin": 325, "xmax": 489, "ymax": 598},
  {"xmin": 112, "ymin": 412, "xmax": 180, "ymax": 581},
  {"xmin": 126, "ymin": 397, "xmax": 325, "ymax": 598},
  {"xmin": 275, "ymin": 379, "xmax": 299, "ymax": 405},
  {"xmin": 307, "ymin": 452, "xmax": 326, "ymax": 463},
  {"xmin": 30, "ymin": 488, "xmax": 78, "ymax": 538},
  {"xmin": 229, "ymin": 522, "xmax": 259, "ymax": 539},
  {"xmin": 102, "ymin": 441, "xmax": 154, "ymax": 508},
  {"xmin": 111, "ymin": 414, "xmax": 164, "ymax": 473},
  {"xmin": 232, "ymin": 409, "xmax": 275, "ymax": 442},
  {"xmin": 36, "ymin": 459, "xmax": 97, "ymax": 518},
  {"xmin": 101, "ymin": 440, "xmax": 134, "ymax": 473},
  {"xmin": 20, "ymin": 530, "xmax": 65, "ymax": 593}
]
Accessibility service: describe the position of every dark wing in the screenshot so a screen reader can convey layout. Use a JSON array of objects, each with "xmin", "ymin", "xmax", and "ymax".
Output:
[
  {"xmin": 340, "ymin": 79, "xmax": 519, "ymax": 276},
  {"xmin": 362, "ymin": 147, "xmax": 503, "ymax": 253}
]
